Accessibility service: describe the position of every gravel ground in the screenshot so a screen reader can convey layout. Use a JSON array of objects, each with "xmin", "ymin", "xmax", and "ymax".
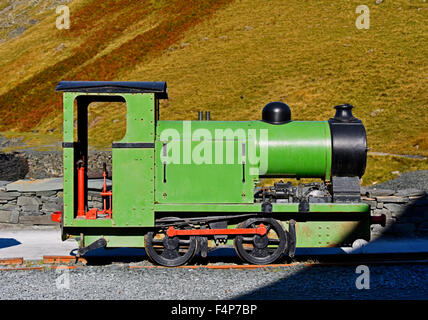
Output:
[
  {"xmin": 370, "ymin": 170, "xmax": 428, "ymax": 191},
  {"xmin": 0, "ymin": 263, "xmax": 427, "ymax": 300}
]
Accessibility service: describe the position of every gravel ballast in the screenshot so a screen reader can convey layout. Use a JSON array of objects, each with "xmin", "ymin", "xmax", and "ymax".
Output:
[
  {"xmin": 370, "ymin": 171, "xmax": 428, "ymax": 192},
  {"xmin": 1, "ymin": 263, "xmax": 427, "ymax": 300}
]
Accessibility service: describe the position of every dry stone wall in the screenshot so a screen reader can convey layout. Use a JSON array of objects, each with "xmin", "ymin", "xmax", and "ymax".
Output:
[
  {"xmin": 0, "ymin": 179, "xmax": 110, "ymax": 225},
  {"xmin": 362, "ymin": 188, "xmax": 428, "ymax": 238}
]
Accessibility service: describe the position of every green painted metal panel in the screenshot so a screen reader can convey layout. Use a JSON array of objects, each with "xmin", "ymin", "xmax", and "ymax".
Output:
[
  {"xmin": 112, "ymin": 148, "xmax": 154, "ymax": 227},
  {"xmin": 111, "ymin": 93, "xmax": 156, "ymax": 227},
  {"xmin": 69, "ymin": 219, "xmax": 113, "ymax": 227},
  {"xmin": 154, "ymin": 202, "xmax": 369, "ymax": 213},
  {"xmin": 63, "ymin": 92, "xmax": 78, "ymax": 141},
  {"xmin": 62, "ymin": 92, "xmax": 78, "ymax": 227},
  {"xmin": 84, "ymin": 235, "xmax": 145, "ymax": 248},
  {"xmin": 120, "ymin": 93, "xmax": 156, "ymax": 142},
  {"xmin": 294, "ymin": 219, "xmax": 371, "ymax": 247},
  {"xmin": 155, "ymin": 139, "xmax": 254, "ymax": 204},
  {"xmin": 309, "ymin": 203, "xmax": 369, "ymax": 212},
  {"xmin": 63, "ymin": 148, "xmax": 74, "ymax": 225},
  {"xmin": 155, "ymin": 203, "xmax": 262, "ymax": 212}
]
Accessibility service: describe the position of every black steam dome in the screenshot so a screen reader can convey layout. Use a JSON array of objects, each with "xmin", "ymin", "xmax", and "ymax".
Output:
[
  {"xmin": 262, "ymin": 101, "xmax": 292, "ymax": 124},
  {"xmin": 330, "ymin": 104, "xmax": 361, "ymax": 123}
]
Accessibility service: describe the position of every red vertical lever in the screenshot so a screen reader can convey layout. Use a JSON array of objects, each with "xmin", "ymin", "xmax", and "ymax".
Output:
[
  {"xmin": 102, "ymin": 163, "xmax": 107, "ymax": 211},
  {"xmin": 77, "ymin": 162, "xmax": 85, "ymax": 217}
]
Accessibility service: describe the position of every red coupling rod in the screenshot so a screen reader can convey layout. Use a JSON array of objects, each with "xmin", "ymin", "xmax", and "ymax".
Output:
[{"xmin": 166, "ymin": 224, "xmax": 268, "ymax": 238}]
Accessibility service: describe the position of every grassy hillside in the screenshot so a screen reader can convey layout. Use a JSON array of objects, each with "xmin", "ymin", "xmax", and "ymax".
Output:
[{"xmin": 0, "ymin": 0, "xmax": 427, "ymax": 185}]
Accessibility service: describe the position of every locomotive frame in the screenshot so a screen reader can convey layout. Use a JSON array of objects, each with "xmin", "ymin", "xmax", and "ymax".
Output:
[{"xmin": 54, "ymin": 80, "xmax": 384, "ymax": 266}]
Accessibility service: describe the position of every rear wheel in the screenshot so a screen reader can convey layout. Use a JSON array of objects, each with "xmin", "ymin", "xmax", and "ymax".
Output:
[
  {"xmin": 144, "ymin": 226, "xmax": 197, "ymax": 267},
  {"xmin": 234, "ymin": 218, "xmax": 288, "ymax": 265}
]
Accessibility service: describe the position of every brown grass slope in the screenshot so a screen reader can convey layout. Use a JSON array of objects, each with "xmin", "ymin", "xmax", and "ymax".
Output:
[
  {"xmin": 0, "ymin": 0, "xmax": 427, "ymax": 185},
  {"xmin": 0, "ymin": 0, "xmax": 232, "ymax": 129}
]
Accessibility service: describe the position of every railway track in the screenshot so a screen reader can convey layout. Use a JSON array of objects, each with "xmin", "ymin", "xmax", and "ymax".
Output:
[{"xmin": 1, "ymin": 253, "xmax": 427, "ymax": 271}]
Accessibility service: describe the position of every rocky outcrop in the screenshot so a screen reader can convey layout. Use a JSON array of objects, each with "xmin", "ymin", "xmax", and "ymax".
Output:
[{"xmin": 0, "ymin": 153, "xmax": 28, "ymax": 181}]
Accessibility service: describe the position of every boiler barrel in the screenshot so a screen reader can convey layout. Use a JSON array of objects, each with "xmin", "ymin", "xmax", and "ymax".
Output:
[{"xmin": 254, "ymin": 121, "xmax": 332, "ymax": 179}]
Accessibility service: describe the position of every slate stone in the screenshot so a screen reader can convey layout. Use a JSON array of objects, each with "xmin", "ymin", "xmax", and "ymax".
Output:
[
  {"xmin": 0, "ymin": 203, "xmax": 19, "ymax": 211},
  {"xmin": 88, "ymin": 179, "xmax": 112, "ymax": 191},
  {"xmin": 42, "ymin": 201, "xmax": 62, "ymax": 212},
  {"xmin": 0, "ymin": 210, "xmax": 19, "ymax": 223},
  {"xmin": 0, "ymin": 191, "xmax": 21, "ymax": 200},
  {"xmin": 19, "ymin": 215, "xmax": 56, "ymax": 225},
  {"xmin": 375, "ymin": 196, "xmax": 409, "ymax": 203},
  {"xmin": 362, "ymin": 199, "xmax": 376, "ymax": 208},
  {"xmin": 0, "ymin": 181, "xmax": 10, "ymax": 187},
  {"xmin": 6, "ymin": 178, "xmax": 63, "ymax": 192},
  {"xmin": 88, "ymin": 190, "xmax": 102, "ymax": 201},
  {"xmin": 88, "ymin": 201, "xmax": 103, "ymax": 209},
  {"xmin": 384, "ymin": 203, "xmax": 407, "ymax": 212},
  {"xmin": 17, "ymin": 196, "xmax": 41, "ymax": 206},
  {"xmin": 40, "ymin": 196, "xmax": 59, "ymax": 202},
  {"xmin": 360, "ymin": 187, "xmax": 369, "ymax": 196},
  {"xmin": 19, "ymin": 208, "xmax": 42, "ymax": 216},
  {"xmin": 20, "ymin": 203, "xmax": 41, "ymax": 211},
  {"xmin": 395, "ymin": 189, "xmax": 426, "ymax": 197},
  {"xmin": 21, "ymin": 192, "xmax": 36, "ymax": 196},
  {"xmin": 36, "ymin": 190, "xmax": 57, "ymax": 197},
  {"xmin": 366, "ymin": 189, "xmax": 395, "ymax": 197}
]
